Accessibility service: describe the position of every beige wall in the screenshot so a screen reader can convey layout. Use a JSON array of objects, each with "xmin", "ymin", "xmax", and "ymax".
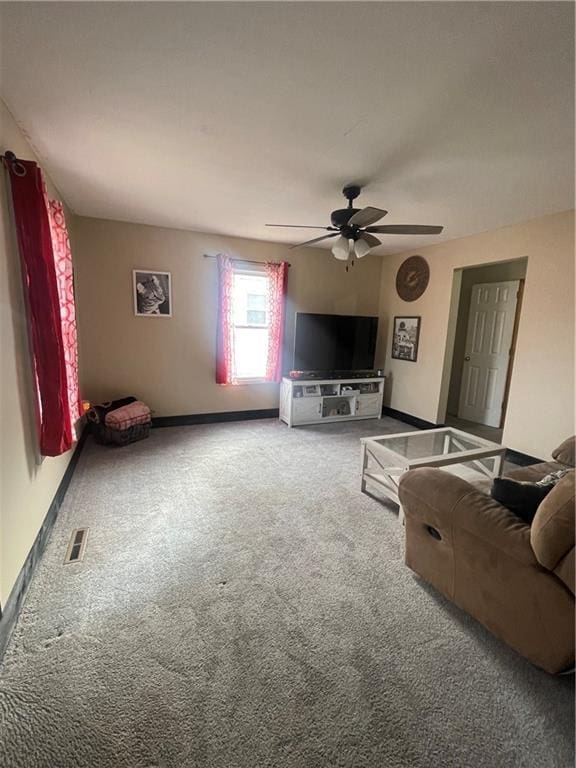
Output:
[
  {"xmin": 377, "ymin": 210, "xmax": 575, "ymax": 459},
  {"xmin": 0, "ymin": 102, "xmax": 76, "ymax": 605},
  {"xmin": 446, "ymin": 258, "xmax": 527, "ymax": 416},
  {"xmin": 73, "ymin": 217, "xmax": 383, "ymax": 416}
]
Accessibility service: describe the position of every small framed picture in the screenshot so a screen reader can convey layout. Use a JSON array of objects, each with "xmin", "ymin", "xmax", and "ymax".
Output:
[
  {"xmin": 392, "ymin": 316, "xmax": 421, "ymax": 362},
  {"xmin": 133, "ymin": 270, "xmax": 172, "ymax": 317}
]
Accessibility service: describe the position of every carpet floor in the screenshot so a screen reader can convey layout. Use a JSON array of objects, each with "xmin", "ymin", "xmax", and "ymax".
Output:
[{"xmin": 0, "ymin": 418, "xmax": 573, "ymax": 768}]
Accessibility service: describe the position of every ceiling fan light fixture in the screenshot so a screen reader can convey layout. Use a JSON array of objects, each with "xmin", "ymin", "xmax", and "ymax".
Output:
[
  {"xmin": 354, "ymin": 238, "xmax": 372, "ymax": 259},
  {"xmin": 331, "ymin": 235, "xmax": 350, "ymax": 261}
]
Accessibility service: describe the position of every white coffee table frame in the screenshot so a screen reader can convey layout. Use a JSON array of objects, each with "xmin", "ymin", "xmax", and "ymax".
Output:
[{"xmin": 360, "ymin": 427, "xmax": 506, "ymax": 519}]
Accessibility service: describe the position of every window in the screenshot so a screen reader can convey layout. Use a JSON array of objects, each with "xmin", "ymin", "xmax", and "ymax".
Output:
[
  {"xmin": 246, "ymin": 292, "xmax": 267, "ymax": 325},
  {"xmin": 216, "ymin": 255, "xmax": 288, "ymax": 385},
  {"xmin": 231, "ymin": 269, "xmax": 269, "ymax": 379}
]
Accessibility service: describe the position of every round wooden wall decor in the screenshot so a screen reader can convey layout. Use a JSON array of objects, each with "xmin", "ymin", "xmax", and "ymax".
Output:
[{"xmin": 396, "ymin": 255, "xmax": 430, "ymax": 302}]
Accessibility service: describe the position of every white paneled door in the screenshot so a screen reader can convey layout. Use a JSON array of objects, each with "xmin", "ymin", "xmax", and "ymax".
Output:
[{"xmin": 458, "ymin": 281, "xmax": 520, "ymax": 427}]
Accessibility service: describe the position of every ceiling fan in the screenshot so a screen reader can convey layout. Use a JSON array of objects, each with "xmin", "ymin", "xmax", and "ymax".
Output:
[{"xmin": 266, "ymin": 185, "xmax": 444, "ymax": 261}]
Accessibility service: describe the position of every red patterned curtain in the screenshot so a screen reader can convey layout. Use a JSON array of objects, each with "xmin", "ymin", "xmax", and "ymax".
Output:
[
  {"xmin": 265, "ymin": 261, "xmax": 289, "ymax": 382},
  {"xmin": 215, "ymin": 254, "xmax": 235, "ymax": 384},
  {"xmin": 48, "ymin": 200, "xmax": 82, "ymax": 437},
  {"xmin": 4, "ymin": 155, "xmax": 80, "ymax": 456}
]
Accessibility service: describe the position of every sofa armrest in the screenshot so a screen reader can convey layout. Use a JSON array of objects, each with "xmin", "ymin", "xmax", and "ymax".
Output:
[{"xmin": 398, "ymin": 468, "xmax": 537, "ymax": 567}]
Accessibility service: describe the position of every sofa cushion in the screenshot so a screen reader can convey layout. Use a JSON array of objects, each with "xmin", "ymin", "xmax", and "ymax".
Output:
[
  {"xmin": 530, "ymin": 471, "xmax": 575, "ymax": 572},
  {"xmin": 552, "ymin": 436, "xmax": 576, "ymax": 468}
]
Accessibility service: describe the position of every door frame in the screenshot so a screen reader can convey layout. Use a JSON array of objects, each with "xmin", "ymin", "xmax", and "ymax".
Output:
[
  {"xmin": 436, "ymin": 259, "xmax": 527, "ymax": 427},
  {"xmin": 498, "ymin": 278, "xmax": 524, "ymax": 428}
]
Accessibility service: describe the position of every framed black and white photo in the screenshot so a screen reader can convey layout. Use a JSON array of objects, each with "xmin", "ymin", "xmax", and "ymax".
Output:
[
  {"xmin": 133, "ymin": 270, "xmax": 172, "ymax": 317},
  {"xmin": 392, "ymin": 316, "xmax": 421, "ymax": 362}
]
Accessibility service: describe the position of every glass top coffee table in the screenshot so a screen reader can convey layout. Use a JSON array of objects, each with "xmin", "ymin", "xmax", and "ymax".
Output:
[{"xmin": 360, "ymin": 427, "xmax": 506, "ymax": 515}]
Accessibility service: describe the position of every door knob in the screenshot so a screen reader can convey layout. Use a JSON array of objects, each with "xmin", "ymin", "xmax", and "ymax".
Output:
[{"xmin": 464, "ymin": 355, "xmax": 471, "ymax": 361}]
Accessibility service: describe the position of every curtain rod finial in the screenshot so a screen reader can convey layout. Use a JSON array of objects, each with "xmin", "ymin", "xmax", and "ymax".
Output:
[
  {"xmin": 2, "ymin": 150, "xmax": 27, "ymax": 176},
  {"xmin": 1, "ymin": 150, "xmax": 16, "ymax": 167}
]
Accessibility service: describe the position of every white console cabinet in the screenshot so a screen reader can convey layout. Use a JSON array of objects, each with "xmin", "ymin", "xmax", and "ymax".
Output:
[{"xmin": 279, "ymin": 376, "xmax": 385, "ymax": 427}]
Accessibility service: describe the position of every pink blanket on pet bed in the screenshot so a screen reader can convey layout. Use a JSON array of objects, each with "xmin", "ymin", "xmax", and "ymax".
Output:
[{"xmin": 104, "ymin": 400, "xmax": 151, "ymax": 430}]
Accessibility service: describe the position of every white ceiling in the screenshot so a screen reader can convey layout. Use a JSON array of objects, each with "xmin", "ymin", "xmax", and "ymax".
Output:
[{"xmin": 1, "ymin": 2, "xmax": 574, "ymax": 255}]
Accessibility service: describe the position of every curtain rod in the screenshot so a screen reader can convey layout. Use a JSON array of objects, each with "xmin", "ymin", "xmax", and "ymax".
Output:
[{"xmin": 203, "ymin": 254, "xmax": 291, "ymax": 267}]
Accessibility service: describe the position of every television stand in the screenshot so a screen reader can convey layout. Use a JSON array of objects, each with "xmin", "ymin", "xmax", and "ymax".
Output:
[{"xmin": 279, "ymin": 375, "xmax": 385, "ymax": 427}]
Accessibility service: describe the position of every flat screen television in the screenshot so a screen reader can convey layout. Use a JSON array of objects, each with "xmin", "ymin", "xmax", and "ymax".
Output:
[{"xmin": 293, "ymin": 313, "xmax": 378, "ymax": 372}]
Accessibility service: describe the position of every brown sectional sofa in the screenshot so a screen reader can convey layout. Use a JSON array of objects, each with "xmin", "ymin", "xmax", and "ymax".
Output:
[{"xmin": 398, "ymin": 437, "xmax": 575, "ymax": 674}]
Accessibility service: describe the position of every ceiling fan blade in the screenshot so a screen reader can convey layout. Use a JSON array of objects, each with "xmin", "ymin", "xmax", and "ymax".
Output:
[
  {"xmin": 365, "ymin": 224, "xmax": 444, "ymax": 235},
  {"xmin": 357, "ymin": 232, "xmax": 381, "ymax": 248},
  {"xmin": 266, "ymin": 224, "xmax": 337, "ymax": 230},
  {"xmin": 347, "ymin": 207, "xmax": 387, "ymax": 227},
  {"xmin": 289, "ymin": 233, "xmax": 339, "ymax": 250}
]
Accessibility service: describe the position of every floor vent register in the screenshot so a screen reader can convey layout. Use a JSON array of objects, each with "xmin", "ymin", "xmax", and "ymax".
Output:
[{"xmin": 64, "ymin": 528, "xmax": 89, "ymax": 564}]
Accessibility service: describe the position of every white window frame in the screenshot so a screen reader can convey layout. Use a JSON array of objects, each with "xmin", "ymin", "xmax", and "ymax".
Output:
[{"xmin": 231, "ymin": 263, "xmax": 270, "ymax": 384}]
